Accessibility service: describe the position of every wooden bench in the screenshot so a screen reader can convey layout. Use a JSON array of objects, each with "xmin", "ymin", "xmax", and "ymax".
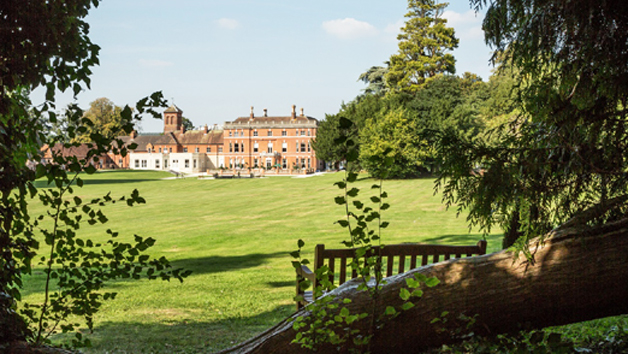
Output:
[{"xmin": 295, "ymin": 241, "xmax": 487, "ymax": 310}]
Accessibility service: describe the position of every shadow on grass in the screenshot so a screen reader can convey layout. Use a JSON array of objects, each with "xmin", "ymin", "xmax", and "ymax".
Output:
[
  {"xmin": 169, "ymin": 252, "xmax": 287, "ymax": 276},
  {"xmin": 267, "ymin": 280, "xmax": 294, "ymax": 288},
  {"xmin": 19, "ymin": 252, "xmax": 288, "ymax": 298},
  {"xmin": 32, "ymin": 178, "xmax": 163, "ymax": 188},
  {"xmin": 72, "ymin": 304, "xmax": 295, "ymax": 354},
  {"xmin": 417, "ymin": 233, "xmax": 487, "ymax": 245}
]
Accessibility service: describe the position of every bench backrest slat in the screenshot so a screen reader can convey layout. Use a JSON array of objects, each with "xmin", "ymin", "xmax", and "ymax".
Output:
[{"xmin": 339, "ymin": 258, "xmax": 347, "ymax": 285}]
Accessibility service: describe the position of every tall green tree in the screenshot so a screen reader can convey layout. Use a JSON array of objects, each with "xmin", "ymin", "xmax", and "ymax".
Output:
[
  {"xmin": 386, "ymin": 0, "xmax": 459, "ymax": 93},
  {"xmin": 75, "ymin": 97, "xmax": 124, "ymax": 142}
]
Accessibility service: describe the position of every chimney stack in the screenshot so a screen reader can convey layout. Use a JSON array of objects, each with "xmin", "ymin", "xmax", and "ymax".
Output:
[
  {"xmin": 204, "ymin": 124, "xmax": 208, "ymax": 134},
  {"xmin": 291, "ymin": 104, "xmax": 296, "ymax": 119},
  {"xmin": 250, "ymin": 106, "xmax": 254, "ymax": 120},
  {"xmin": 263, "ymin": 108, "xmax": 268, "ymax": 117},
  {"xmin": 300, "ymin": 107, "xmax": 304, "ymax": 117},
  {"xmin": 130, "ymin": 130, "xmax": 137, "ymax": 139}
]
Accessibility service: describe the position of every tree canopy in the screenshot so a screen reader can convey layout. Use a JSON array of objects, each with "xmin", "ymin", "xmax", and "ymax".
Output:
[
  {"xmin": 436, "ymin": 0, "xmax": 628, "ymax": 247},
  {"xmin": 73, "ymin": 97, "xmax": 125, "ymax": 142}
]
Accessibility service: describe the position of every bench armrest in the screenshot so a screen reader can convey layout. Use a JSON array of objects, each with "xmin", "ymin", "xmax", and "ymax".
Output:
[{"xmin": 296, "ymin": 265, "xmax": 316, "ymax": 283}]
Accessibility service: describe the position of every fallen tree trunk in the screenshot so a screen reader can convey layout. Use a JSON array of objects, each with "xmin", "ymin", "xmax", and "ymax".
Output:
[{"xmin": 219, "ymin": 217, "xmax": 628, "ymax": 353}]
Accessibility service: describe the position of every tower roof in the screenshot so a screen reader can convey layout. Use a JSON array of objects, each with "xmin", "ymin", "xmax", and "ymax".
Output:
[{"xmin": 164, "ymin": 104, "xmax": 182, "ymax": 113}]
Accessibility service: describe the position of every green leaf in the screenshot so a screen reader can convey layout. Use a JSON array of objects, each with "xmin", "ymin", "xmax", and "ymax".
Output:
[
  {"xmin": 401, "ymin": 302, "xmax": 415, "ymax": 311},
  {"xmin": 85, "ymin": 165, "xmax": 97, "ymax": 174},
  {"xmin": 347, "ymin": 188, "xmax": 359, "ymax": 197},
  {"xmin": 297, "ymin": 239, "xmax": 305, "ymax": 248},
  {"xmin": 425, "ymin": 277, "xmax": 440, "ymax": 288},
  {"xmin": 338, "ymin": 117, "xmax": 353, "ymax": 129},
  {"xmin": 334, "ymin": 196, "xmax": 346, "ymax": 205},
  {"xmin": 399, "ymin": 287, "xmax": 411, "ymax": 301},
  {"xmin": 384, "ymin": 306, "xmax": 397, "ymax": 315},
  {"xmin": 334, "ymin": 181, "xmax": 346, "ymax": 189},
  {"xmin": 411, "ymin": 289, "xmax": 423, "ymax": 297},
  {"xmin": 405, "ymin": 278, "xmax": 420, "ymax": 289},
  {"xmin": 339, "ymin": 307, "xmax": 350, "ymax": 317},
  {"xmin": 347, "ymin": 172, "xmax": 358, "ymax": 183},
  {"xmin": 337, "ymin": 220, "xmax": 349, "ymax": 227},
  {"xmin": 370, "ymin": 196, "xmax": 381, "ymax": 203}
]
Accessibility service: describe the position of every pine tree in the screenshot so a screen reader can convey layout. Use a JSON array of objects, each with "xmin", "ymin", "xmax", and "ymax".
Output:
[{"xmin": 386, "ymin": 0, "xmax": 459, "ymax": 93}]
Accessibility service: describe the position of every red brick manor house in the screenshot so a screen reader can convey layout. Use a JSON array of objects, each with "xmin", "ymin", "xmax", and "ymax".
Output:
[{"xmin": 120, "ymin": 104, "xmax": 322, "ymax": 174}]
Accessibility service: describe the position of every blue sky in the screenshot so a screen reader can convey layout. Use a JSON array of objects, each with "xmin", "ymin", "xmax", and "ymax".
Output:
[{"xmin": 32, "ymin": 0, "xmax": 495, "ymax": 133}]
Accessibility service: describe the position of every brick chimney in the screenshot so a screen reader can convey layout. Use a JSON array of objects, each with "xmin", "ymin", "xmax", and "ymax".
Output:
[
  {"xmin": 300, "ymin": 107, "xmax": 304, "ymax": 117},
  {"xmin": 263, "ymin": 108, "xmax": 268, "ymax": 117},
  {"xmin": 291, "ymin": 105, "xmax": 296, "ymax": 119},
  {"xmin": 250, "ymin": 106, "xmax": 254, "ymax": 120},
  {"xmin": 204, "ymin": 124, "xmax": 208, "ymax": 134},
  {"xmin": 130, "ymin": 130, "xmax": 137, "ymax": 139}
]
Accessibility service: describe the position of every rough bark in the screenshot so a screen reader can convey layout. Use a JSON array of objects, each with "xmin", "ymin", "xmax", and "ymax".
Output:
[{"xmin": 219, "ymin": 217, "xmax": 628, "ymax": 354}]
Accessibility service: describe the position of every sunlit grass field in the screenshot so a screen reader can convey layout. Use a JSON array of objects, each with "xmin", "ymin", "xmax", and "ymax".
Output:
[{"xmin": 22, "ymin": 170, "xmax": 503, "ymax": 353}]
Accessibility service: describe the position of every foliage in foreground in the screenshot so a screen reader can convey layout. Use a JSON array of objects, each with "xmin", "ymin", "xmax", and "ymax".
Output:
[{"xmin": 0, "ymin": 0, "xmax": 190, "ymax": 348}]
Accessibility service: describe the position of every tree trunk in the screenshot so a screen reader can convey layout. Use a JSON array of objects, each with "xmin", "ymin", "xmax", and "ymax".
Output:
[{"xmin": 218, "ymin": 217, "xmax": 628, "ymax": 354}]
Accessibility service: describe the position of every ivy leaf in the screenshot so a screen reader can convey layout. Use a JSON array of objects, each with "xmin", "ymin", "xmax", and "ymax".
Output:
[
  {"xmin": 339, "ymin": 307, "xmax": 350, "ymax": 317},
  {"xmin": 405, "ymin": 278, "xmax": 420, "ymax": 289},
  {"xmin": 400, "ymin": 287, "xmax": 411, "ymax": 301},
  {"xmin": 347, "ymin": 188, "xmax": 359, "ymax": 197},
  {"xmin": 334, "ymin": 196, "xmax": 346, "ymax": 205},
  {"xmin": 347, "ymin": 172, "xmax": 358, "ymax": 183},
  {"xmin": 425, "ymin": 277, "xmax": 440, "ymax": 288},
  {"xmin": 384, "ymin": 306, "xmax": 397, "ymax": 315}
]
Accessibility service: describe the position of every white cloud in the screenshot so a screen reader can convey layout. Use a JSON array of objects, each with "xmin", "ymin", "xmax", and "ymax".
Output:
[
  {"xmin": 216, "ymin": 18, "xmax": 240, "ymax": 30},
  {"xmin": 138, "ymin": 59, "xmax": 174, "ymax": 68},
  {"xmin": 442, "ymin": 10, "xmax": 481, "ymax": 27},
  {"xmin": 443, "ymin": 10, "xmax": 484, "ymax": 40},
  {"xmin": 384, "ymin": 19, "xmax": 404, "ymax": 35},
  {"xmin": 322, "ymin": 18, "xmax": 378, "ymax": 40}
]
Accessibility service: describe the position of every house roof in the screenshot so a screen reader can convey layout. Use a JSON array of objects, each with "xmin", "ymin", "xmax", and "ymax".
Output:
[
  {"xmin": 41, "ymin": 143, "xmax": 90, "ymax": 159},
  {"xmin": 226, "ymin": 115, "xmax": 318, "ymax": 129},
  {"xmin": 121, "ymin": 129, "xmax": 224, "ymax": 152}
]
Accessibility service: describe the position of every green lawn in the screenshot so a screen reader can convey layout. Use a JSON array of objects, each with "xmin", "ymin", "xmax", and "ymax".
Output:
[{"xmin": 22, "ymin": 170, "xmax": 503, "ymax": 353}]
